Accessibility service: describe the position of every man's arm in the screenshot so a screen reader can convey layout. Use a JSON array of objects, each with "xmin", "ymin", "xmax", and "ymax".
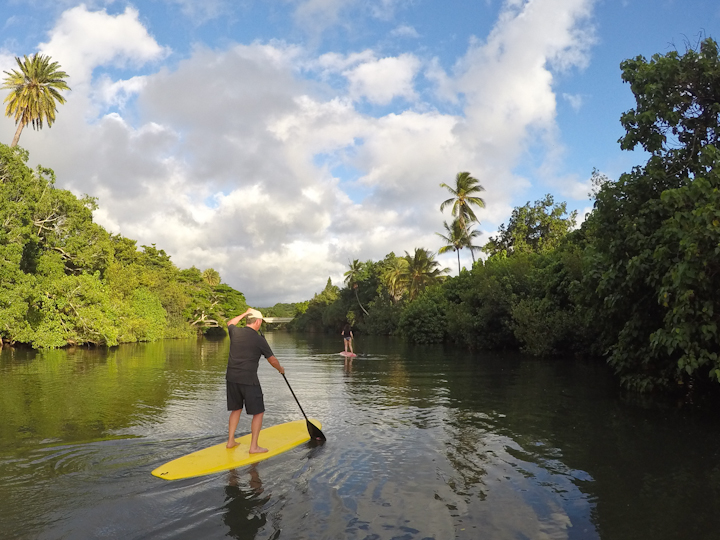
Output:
[
  {"xmin": 266, "ymin": 355, "xmax": 285, "ymax": 374},
  {"xmin": 227, "ymin": 308, "xmax": 253, "ymax": 327}
]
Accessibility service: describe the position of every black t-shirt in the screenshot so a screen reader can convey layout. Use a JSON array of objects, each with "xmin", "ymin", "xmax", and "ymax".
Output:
[{"xmin": 226, "ymin": 325, "xmax": 274, "ymax": 385}]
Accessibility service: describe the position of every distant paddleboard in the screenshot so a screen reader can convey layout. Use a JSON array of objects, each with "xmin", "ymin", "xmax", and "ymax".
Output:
[
  {"xmin": 151, "ymin": 418, "xmax": 321, "ymax": 481},
  {"xmin": 339, "ymin": 352, "xmax": 357, "ymax": 357}
]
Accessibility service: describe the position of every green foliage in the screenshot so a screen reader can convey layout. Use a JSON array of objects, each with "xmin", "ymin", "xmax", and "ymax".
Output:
[
  {"xmin": 289, "ymin": 278, "xmax": 342, "ymax": 332},
  {"xmin": 130, "ymin": 288, "xmax": 167, "ymax": 342},
  {"xmin": 29, "ymin": 272, "xmax": 119, "ymax": 348},
  {"xmin": 581, "ymin": 38, "xmax": 720, "ymax": 392},
  {"xmin": 401, "ymin": 248, "xmax": 448, "ymax": 301},
  {"xmin": 261, "ymin": 303, "xmax": 298, "ymax": 318},
  {"xmin": 437, "ymin": 218, "xmax": 482, "ymax": 274},
  {"xmin": 443, "ymin": 254, "xmax": 529, "ymax": 351},
  {"xmin": 619, "ymin": 38, "xmax": 720, "ymax": 171},
  {"xmin": 398, "ymin": 286, "xmax": 447, "ymax": 344},
  {"xmin": 483, "ymin": 194, "xmax": 577, "ymax": 257}
]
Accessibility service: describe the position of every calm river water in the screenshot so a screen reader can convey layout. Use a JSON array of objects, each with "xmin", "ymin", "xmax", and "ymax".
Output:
[{"xmin": 1, "ymin": 333, "xmax": 719, "ymax": 540}]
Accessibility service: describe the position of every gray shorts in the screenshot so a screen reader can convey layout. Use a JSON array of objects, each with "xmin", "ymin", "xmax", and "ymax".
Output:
[{"xmin": 226, "ymin": 382, "xmax": 265, "ymax": 414}]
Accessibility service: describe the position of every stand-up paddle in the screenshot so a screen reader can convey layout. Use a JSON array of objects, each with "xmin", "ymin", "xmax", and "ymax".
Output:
[{"xmin": 282, "ymin": 373, "xmax": 326, "ymax": 441}]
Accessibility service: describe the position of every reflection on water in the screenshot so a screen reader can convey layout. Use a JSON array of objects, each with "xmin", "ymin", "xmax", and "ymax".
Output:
[
  {"xmin": 223, "ymin": 466, "xmax": 272, "ymax": 540},
  {"xmin": 1, "ymin": 334, "xmax": 720, "ymax": 539}
]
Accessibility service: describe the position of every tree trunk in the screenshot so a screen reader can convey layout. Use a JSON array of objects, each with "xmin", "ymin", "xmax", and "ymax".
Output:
[
  {"xmin": 354, "ymin": 287, "xmax": 370, "ymax": 316},
  {"xmin": 457, "ymin": 249, "xmax": 461, "ymax": 275},
  {"xmin": 10, "ymin": 123, "xmax": 24, "ymax": 147}
]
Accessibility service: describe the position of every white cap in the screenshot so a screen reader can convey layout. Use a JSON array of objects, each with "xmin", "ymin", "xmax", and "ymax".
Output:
[{"xmin": 247, "ymin": 308, "xmax": 265, "ymax": 321}]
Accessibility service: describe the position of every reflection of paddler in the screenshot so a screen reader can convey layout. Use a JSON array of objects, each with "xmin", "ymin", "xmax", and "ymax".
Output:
[
  {"xmin": 224, "ymin": 465, "xmax": 269, "ymax": 539},
  {"xmin": 225, "ymin": 308, "xmax": 285, "ymax": 453}
]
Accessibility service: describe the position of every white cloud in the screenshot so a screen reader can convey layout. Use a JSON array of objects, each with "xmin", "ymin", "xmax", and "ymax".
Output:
[
  {"xmin": 344, "ymin": 53, "xmax": 421, "ymax": 105},
  {"xmin": 38, "ymin": 5, "xmax": 168, "ymax": 86},
  {"xmin": 93, "ymin": 75, "xmax": 148, "ymax": 109},
  {"xmin": 316, "ymin": 49, "xmax": 375, "ymax": 74},
  {"xmin": 390, "ymin": 24, "xmax": 420, "ymax": 38},
  {"xmin": 562, "ymin": 92, "xmax": 584, "ymax": 111},
  {"xmin": 0, "ymin": 49, "xmax": 17, "ymax": 73}
]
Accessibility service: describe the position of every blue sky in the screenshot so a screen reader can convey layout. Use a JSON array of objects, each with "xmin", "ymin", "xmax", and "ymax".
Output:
[{"xmin": 1, "ymin": 0, "xmax": 719, "ymax": 306}]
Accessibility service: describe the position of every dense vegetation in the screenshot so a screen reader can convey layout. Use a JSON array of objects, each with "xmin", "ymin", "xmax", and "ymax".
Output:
[
  {"xmin": 0, "ymin": 144, "xmax": 248, "ymax": 348},
  {"xmin": 290, "ymin": 38, "xmax": 720, "ymax": 396}
]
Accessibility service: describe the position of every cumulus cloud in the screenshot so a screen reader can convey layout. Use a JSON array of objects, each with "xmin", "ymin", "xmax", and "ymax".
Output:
[
  {"xmin": 38, "ymin": 5, "xmax": 168, "ymax": 86},
  {"xmin": 344, "ymin": 53, "xmax": 421, "ymax": 104},
  {"xmin": 5, "ymin": 0, "xmax": 598, "ymax": 305}
]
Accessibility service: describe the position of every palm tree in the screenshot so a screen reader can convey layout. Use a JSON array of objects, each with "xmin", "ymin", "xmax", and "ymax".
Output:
[
  {"xmin": 2, "ymin": 54, "xmax": 70, "ymax": 147},
  {"xmin": 401, "ymin": 248, "xmax": 448, "ymax": 301},
  {"xmin": 464, "ymin": 225, "xmax": 483, "ymax": 265},
  {"xmin": 202, "ymin": 268, "xmax": 221, "ymax": 286},
  {"xmin": 344, "ymin": 259, "xmax": 369, "ymax": 316},
  {"xmin": 437, "ymin": 219, "xmax": 466, "ymax": 274},
  {"xmin": 439, "ymin": 171, "xmax": 486, "ymax": 230},
  {"xmin": 381, "ymin": 256, "xmax": 408, "ymax": 303}
]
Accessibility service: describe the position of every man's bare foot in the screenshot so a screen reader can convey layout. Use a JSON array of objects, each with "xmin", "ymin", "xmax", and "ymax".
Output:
[
  {"xmin": 249, "ymin": 446, "xmax": 268, "ymax": 454},
  {"xmin": 226, "ymin": 441, "xmax": 238, "ymax": 449}
]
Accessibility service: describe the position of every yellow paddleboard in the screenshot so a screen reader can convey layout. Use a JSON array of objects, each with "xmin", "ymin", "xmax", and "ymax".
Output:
[{"xmin": 151, "ymin": 418, "xmax": 321, "ymax": 480}]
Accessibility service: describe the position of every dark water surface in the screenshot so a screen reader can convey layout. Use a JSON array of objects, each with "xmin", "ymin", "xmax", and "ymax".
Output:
[{"xmin": 1, "ymin": 334, "xmax": 719, "ymax": 540}]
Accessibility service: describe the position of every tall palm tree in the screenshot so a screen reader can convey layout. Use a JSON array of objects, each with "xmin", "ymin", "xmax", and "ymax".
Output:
[
  {"xmin": 439, "ymin": 171, "xmax": 486, "ymax": 230},
  {"xmin": 202, "ymin": 268, "xmax": 221, "ymax": 286},
  {"xmin": 401, "ymin": 248, "xmax": 448, "ymax": 301},
  {"xmin": 344, "ymin": 259, "xmax": 369, "ymax": 316},
  {"xmin": 437, "ymin": 219, "xmax": 466, "ymax": 274},
  {"xmin": 2, "ymin": 53, "xmax": 70, "ymax": 147}
]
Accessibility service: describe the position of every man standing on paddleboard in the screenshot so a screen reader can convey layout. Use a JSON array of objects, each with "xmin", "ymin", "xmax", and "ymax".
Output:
[{"xmin": 225, "ymin": 308, "xmax": 285, "ymax": 452}]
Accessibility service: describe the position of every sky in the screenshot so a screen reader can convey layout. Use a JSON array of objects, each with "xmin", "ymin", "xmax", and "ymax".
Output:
[{"xmin": 1, "ymin": 0, "xmax": 719, "ymax": 307}]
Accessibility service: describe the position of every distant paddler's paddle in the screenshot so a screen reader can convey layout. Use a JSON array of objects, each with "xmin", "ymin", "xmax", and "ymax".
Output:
[{"xmin": 281, "ymin": 373, "xmax": 326, "ymax": 441}]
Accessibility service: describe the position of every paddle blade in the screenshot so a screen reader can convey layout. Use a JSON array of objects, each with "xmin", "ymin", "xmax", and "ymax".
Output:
[{"xmin": 307, "ymin": 420, "xmax": 326, "ymax": 441}]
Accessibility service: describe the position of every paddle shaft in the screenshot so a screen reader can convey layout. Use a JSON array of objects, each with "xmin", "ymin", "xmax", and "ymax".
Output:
[
  {"xmin": 282, "ymin": 373, "xmax": 309, "ymax": 420},
  {"xmin": 281, "ymin": 373, "xmax": 326, "ymax": 441}
]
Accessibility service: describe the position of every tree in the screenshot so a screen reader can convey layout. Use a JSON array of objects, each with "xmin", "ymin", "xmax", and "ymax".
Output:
[
  {"xmin": 437, "ymin": 218, "xmax": 482, "ymax": 274},
  {"xmin": 482, "ymin": 194, "xmax": 577, "ymax": 257},
  {"xmin": 437, "ymin": 219, "xmax": 465, "ymax": 274},
  {"xmin": 381, "ymin": 255, "xmax": 407, "ymax": 304},
  {"xmin": 2, "ymin": 54, "xmax": 70, "ymax": 147},
  {"xmin": 464, "ymin": 225, "xmax": 483, "ymax": 265},
  {"xmin": 582, "ymin": 37, "xmax": 720, "ymax": 392},
  {"xmin": 401, "ymin": 248, "xmax": 448, "ymax": 301},
  {"xmin": 202, "ymin": 268, "xmax": 221, "ymax": 286},
  {"xmin": 440, "ymin": 171, "xmax": 486, "ymax": 230},
  {"xmin": 619, "ymin": 37, "xmax": 720, "ymax": 178},
  {"xmin": 344, "ymin": 259, "xmax": 370, "ymax": 316}
]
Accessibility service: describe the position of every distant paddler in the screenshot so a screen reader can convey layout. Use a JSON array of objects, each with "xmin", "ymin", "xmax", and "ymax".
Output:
[
  {"xmin": 341, "ymin": 323, "xmax": 354, "ymax": 356},
  {"xmin": 225, "ymin": 308, "xmax": 285, "ymax": 452}
]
